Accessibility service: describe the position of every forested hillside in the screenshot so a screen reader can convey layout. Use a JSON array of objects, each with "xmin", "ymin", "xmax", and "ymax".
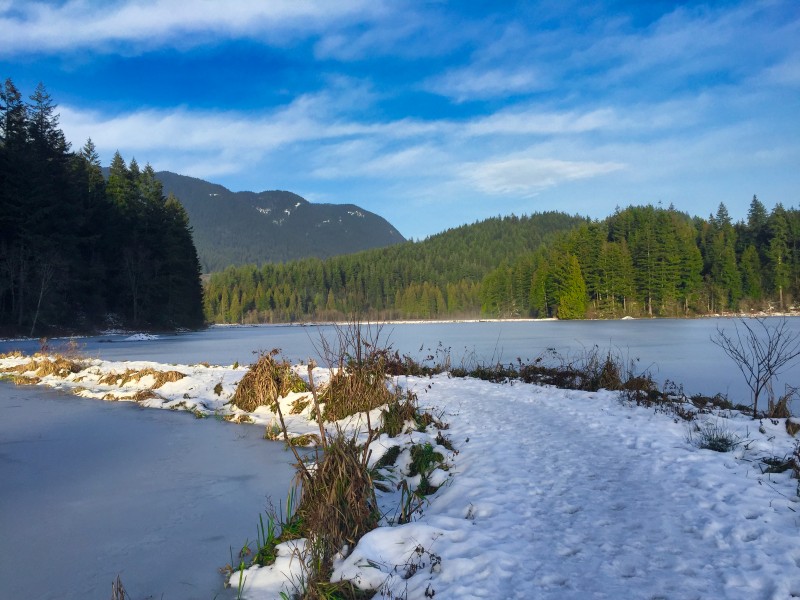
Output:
[
  {"xmin": 204, "ymin": 200, "xmax": 799, "ymax": 324},
  {"xmin": 203, "ymin": 212, "xmax": 586, "ymax": 322},
  {"xmin": 0, "ymin": 80, "xmax": 204, "ymax": 335},
  {"xmin": 481, "ymin": 201, "xmax": 799, "ymax": 319},
  {"xmin": 154, "ymin": 171, "xmax": 406, "ymax": 272}
]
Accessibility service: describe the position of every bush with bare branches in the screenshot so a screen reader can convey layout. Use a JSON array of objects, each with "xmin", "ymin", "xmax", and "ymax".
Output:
[{"xmin": 711, "ymin": 317, "xmax": 800, "ymax": 418}]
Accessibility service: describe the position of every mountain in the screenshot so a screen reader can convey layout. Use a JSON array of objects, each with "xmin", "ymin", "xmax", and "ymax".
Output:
[{"xmin": 153, "ymin": 171, "xmax": 405, "ymax": 272}]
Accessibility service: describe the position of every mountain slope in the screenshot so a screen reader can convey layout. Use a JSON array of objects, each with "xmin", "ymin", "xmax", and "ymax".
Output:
[
  {"xmin": 203, "ymin": 211, "xmax": 587, "ymax": 322},
  {"xmin": 155, "ymin": 171, "xmax": 405, "ymax": 272}
]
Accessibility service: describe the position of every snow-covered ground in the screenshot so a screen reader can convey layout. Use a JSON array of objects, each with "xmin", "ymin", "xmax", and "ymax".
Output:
[
  {"xmin": 335, "ymin": 377, "xmax": 800, "ymax": 599},
  {"xmin": 1, "ymin": 354, "xmax": 799, "ymax": 599}
]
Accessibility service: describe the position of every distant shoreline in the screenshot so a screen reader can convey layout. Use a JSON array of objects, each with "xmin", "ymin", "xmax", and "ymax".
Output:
[
  {"xmin": 3, "ymin": 312, "xmax": 798, "ymax": 343},
  {"xmin": 211, "ymin": 311, "xmax": 800, "ymax": 329}
]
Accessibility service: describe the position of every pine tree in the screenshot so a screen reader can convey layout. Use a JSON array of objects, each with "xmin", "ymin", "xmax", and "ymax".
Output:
[{"xmin": 768, "ymin": 207, "xmax": 790, "ymax": 310}]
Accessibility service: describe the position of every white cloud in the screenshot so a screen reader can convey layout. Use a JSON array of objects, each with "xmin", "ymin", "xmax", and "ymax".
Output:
[
  {"xmin": 464, "ymin": 107, "xmax": 617, "ymax": 137},
  {"xmin": 761, "ymin": 55, "xmax": 800, "ymax": 87},
  {"xmin": 0, "ymin": 0, "xmax": 376, "ymax": 54},
  {"xmin": 312, "ymin": 142, "xmax": 446, "ymax": 180},
  {"xmin": 462, "ymin": 156, "xmax": 625, "ymax": 196},
  {"xmin": 427, "ymin": 66, "xmax": 546, "ymax": 102}
]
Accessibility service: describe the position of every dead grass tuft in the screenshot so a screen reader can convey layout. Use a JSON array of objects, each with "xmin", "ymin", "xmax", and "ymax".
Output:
[
  {"xmin": 294, "ymin": 431, "xmax": 379, "ymax": 580},
  {"xmin": 321, "ymin": 367, "xmax": 394, "ymax": 422},
  {"xmin": 224, "ymin": 413, "xmax": 255, "ymax": 424},
  {"xmin": 232, "ymin": 350, "xmax": 307, "ymax": 413},
  {"xmin": 786, "ymin": 419, "xmax": 800, "ymax": 437},
  {"xmin": 289, "ymin": 395, "xmax": 311, "ymax": 415},
  {"xmin": 99, "ymin": 368, "xmax": 185, "ymax": 388},
  {"xmin": 8, "ymin": 359, "xmax": 37, "ymax": 374},
  {"xmin": 131, "ymin": 390, "xmax": 161, "ymax": 402}
]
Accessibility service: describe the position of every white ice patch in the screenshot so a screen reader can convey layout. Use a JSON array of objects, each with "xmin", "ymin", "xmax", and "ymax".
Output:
[{"xmin": 123, "ymin": 333, "xmax": 158, "ymax": 341}]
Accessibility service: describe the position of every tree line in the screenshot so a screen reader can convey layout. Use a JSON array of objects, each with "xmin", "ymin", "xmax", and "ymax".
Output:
[
  {"xmin": 203, "ymin": 212, "xmax": 586, "ymax": 323},
  {"xmin": 205, "ymin": 200, "xmax": 799, "ymax": 324},
  {"xmin": 0, "ymin": 79, "xmax": 204, "ymax": 335},
  {"xmin": 482, "ymin": 201, "xmax": 799, "ymax": 319}
]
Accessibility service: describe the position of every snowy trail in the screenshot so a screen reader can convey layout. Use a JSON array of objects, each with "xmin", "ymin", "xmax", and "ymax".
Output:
[{"xmin": 384, "ymin": 377, "xmax": 800, "ymax": 600}]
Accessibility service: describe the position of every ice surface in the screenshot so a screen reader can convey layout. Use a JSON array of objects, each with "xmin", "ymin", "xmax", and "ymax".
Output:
[{"xmin": 0, "ymin": 385, "xmax": 296, "ymax": 599}]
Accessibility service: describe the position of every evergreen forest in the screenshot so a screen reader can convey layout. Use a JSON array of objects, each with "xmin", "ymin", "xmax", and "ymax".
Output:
[
  {"xmin": 0, "ymin": 79, "xmax": 204, "ymax": 335},
  {"xmin": 204, "ymin": 200, "xmax": 800, "ymax": 324}
]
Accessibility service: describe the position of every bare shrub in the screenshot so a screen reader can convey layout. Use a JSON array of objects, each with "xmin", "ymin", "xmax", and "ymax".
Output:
[
  {"xmin": 314, "ymin": 320, "xmax": 399, "ymax": 421},
  {"xmin": 232, "ymin": 349, "xmax": 307, "ymax": 412},
  {"xmin": 711, "ymin": 317, "xmax": 800, "ymax": 418}
]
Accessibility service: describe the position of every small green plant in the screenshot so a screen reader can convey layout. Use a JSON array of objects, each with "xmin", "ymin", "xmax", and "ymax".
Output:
[
  {"xmin": 253, "ymin": 513, "xmax": 279, "ymax": 566},
  {"xmin": 374, "ymin": 445, "xmax": 402, "ymax": 470},
  {"xmin": 380, "ymin": 391, "xmax": 418, "ymax": 437},
  {"xmin": 688, "ymin": 421, "xmax": 741, "ymax": 452},
  {"xmin": 409, "ymin": 443, "xmax": 443, "ymax": 478},
  {"xmin": 397, "ymin": 480, "xmax": 427, "ymax": 524},
  {"xmin": 408, "ymin": 442, "xmax": 445, "ymax": 496},
  {"xmin": 236, "ymin": 560, "xmax": 246, "ymax": 600}
]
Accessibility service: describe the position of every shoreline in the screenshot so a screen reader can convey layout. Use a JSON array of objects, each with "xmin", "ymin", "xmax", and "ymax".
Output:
[{"xmin": 3, "ymin": 311, "xmax": 800, "ymax": 343}]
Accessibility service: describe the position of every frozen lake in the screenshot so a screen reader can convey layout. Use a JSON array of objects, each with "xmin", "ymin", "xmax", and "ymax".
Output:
[
  {"xmin": 4, "ymin": 317, "xmax": 799, "ymax": 403},
  {"xmin": 0, "ymin": 384, "xmax": 296, "ymax": 599},
  {"xmin": 1, "ymin": 317, "xmax": 799, "ymax": 598}
]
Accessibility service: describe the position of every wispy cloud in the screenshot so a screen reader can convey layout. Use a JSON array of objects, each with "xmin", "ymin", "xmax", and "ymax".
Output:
[
  {"xmin": 464, "ymin": 107, "xmax": 618, "ymax": 137},
  {"xmin": 0, "ymin": 0, "xmax": 377, "ymax": 55},
  {"xmin": 462, "ymin": 156, "xmax": 625, "ymax": 196},
  {"xmin": 426, "ymin": 66, "xmax": 546, "ymax": 102}
]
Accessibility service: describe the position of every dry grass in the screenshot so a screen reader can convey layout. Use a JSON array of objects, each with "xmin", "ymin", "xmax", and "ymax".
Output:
[
  {"xmin": 34, "ymin": 357, "xmax": 86, "ymax": 378},
  {"xmin": 131, "ymin": 390, "xmax": 161, "ymax": 402},
  {"xmin": 290, "ymin": 395, "xmax": 311, "ymax": 415},
  {"xmin": 320, "ymin": 367, "xmax": 394, "ymax": 422},
  {"xmin": 110, "ymin": 575, "xmax": 130, "ymax": 600},
  {"xmin": 787, "ymin": 419, "xmax": 800, "ymax": 437},
  {"xmin": 294, "ymin": 432, "xmax": 379, "ymax": 581},
  {"xmin": 8, "ymin": 359, "xmax": 37, "ymax": 374},
  {"xmin": 224, "ymin": 413, "xmax": 255, "ymax": 424},
  {"xmin": 11, "ymin": 375, "xmax": 41, "ymax": 385},
  {"xmin": 232, "ymin": 350, "xmax": 307, "ymax": 412},
  {"xmin": 99, "ymin": 368, "xmax": 185, "ymax": 388},
  {"xmin": 252, "ymin": 321, "xmax": 447, "ymax": 598}
]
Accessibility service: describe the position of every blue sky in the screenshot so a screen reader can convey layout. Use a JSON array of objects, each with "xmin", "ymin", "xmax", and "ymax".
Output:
[{"xmin": 2, "ymin": 0, "xmax": 798, "ymax": 240}]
